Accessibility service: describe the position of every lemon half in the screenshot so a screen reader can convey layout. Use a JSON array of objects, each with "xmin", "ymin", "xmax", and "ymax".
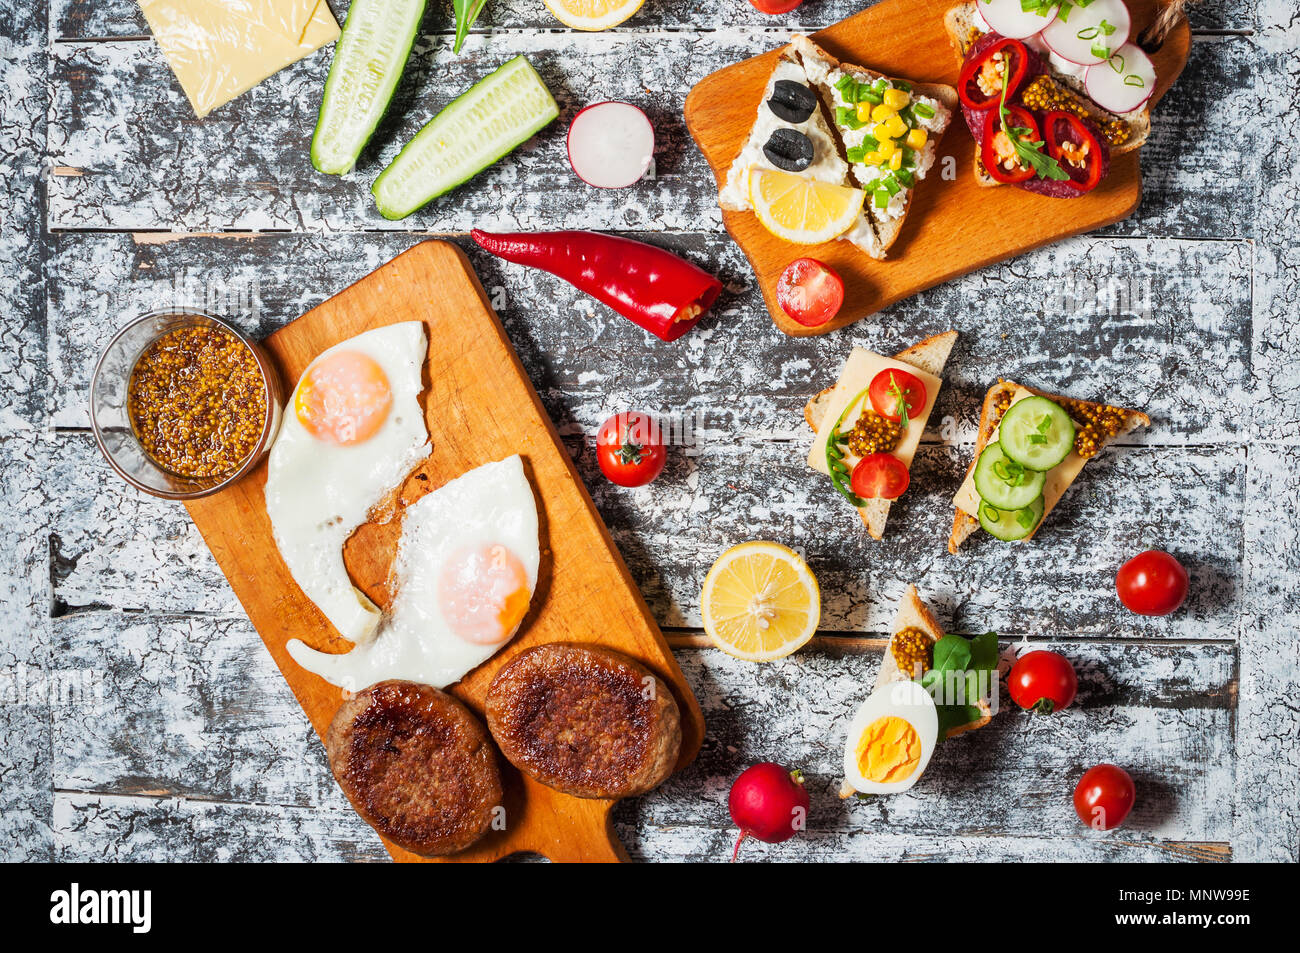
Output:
[
  {"xmin": 701, "ymin": 541, "xmax": 821, "ymax": 662},
  {"xmin": 748, "ymin": 167, "xmax": 865, "ymax": 245},
  {"xmin": 542, "ymin": 0, "xmax": 645, "ymax": 30}
]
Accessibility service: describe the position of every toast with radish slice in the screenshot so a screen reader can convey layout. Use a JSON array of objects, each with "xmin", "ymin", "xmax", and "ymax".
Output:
[
  {"xmin": 805, "ymin": 331, "xmax": 957, "ymax": 539},
  {"xmin": 949, "ymin": 379, "xmax": 1149, "ymax": 552}
]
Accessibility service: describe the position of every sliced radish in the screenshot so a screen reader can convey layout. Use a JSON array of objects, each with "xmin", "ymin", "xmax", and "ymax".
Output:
[
  {"xmin": 974, "ymin": 0, "xmax": 1059, "ymax": 40},
  {"xmin": 1085, "ymin": 42, "xmax": 1156, "ymax": 114},
  {"xmin": 1041, "ymin": 0, "xmax": 1130, "ymax": 66},
  {"xmin": 567, "ymin": 101, "xmax": 655, "ymax": 189}
]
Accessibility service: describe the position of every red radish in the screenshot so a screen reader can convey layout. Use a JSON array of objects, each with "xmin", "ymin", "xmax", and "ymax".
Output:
[
  {"xmin": 974, "ymin": 0, "xmax": 1058, "ymax": 40},
  {"xmin": 728, "ymin": 762, "xmax": 810, "ymax": 861},
  {"xmin": 1085, "ymin": 43, "xmax": 1156, "ymax": 114},
  {"xmin": 748, "ymin": 0, "xmax": 803, "ymax": 12},
  {"xmin": 1040, "ymin": 0, "xmax": 1130, "ymax": 66},
  {"xmin": 567, "ymin": 102, "xmax": 655, "ymax": 189}
]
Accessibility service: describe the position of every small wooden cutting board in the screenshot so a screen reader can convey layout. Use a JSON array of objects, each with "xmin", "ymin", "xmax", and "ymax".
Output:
[
  {"xmin": 685, "ymin": 0, "xmax": 1189, "ymax": 336},
  {"xmin": 184, "ymin": 241, "xmax": 704, "ymax": 863}
]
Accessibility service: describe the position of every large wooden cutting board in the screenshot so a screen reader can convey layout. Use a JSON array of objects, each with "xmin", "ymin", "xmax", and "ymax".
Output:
[
  {"xmin": 185, "ymin": 241, "xmax": 704, "ymax": 863},
  {"xmin": 685, "ymin": 0, "xmax": 1189, "ymax": 336}
]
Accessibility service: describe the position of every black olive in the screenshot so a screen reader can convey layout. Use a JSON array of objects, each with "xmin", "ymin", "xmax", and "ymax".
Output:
[
  {"xmin": 767, "ymin": 80, "xmax": 819, "ymax": 124},
  {"xmin": 763, "ymin": 128, "xmax": 814, "ymax": 172}
]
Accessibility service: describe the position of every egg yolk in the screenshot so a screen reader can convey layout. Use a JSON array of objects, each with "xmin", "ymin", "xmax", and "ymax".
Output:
[
  {"xmin": 855, "ymin": 715, "xmax": 921, "ymax": 784},
  {"xmin": 437, "ymin": 543, "xmax": 531, "ymax": 645},
  {"xmin": 294, "ymin": 350, "xmax": 392, "ymax": 446}
]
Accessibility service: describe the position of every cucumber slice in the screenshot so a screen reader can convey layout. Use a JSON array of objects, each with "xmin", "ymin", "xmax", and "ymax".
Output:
[
  {"xmin": 973, "ymin": 443, "xmax": 1046, "ymax": 510},
  {"xmin": 978, "ymin": 495, "xmax": 1045, "ymax": 542},
  {"xmin": 311, "ymin": 0, "xmax": 428, "ymax": 176},
  {"xmin": 998, "ymin": 396, "xmax": 1077, "ymax": 471},
  {"xmin": 372, "ymin": 56, "xmax": 559, "ymax": 220}
]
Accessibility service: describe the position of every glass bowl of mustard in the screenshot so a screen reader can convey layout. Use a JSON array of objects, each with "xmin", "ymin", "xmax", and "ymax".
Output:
[{"xmin": 90, "ymin": 309, "xmax": 283, "ymax": 500}]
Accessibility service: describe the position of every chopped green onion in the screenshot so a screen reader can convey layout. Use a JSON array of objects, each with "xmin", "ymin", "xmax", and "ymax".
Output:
[
  {"xmin": 1091, "ymin": 41, "xmax": 1111, "ymax": 60},
  {"xmin": 873, "ymin": 188, "xmax": 890, "ymax": 209},
  {"xmin": 913, "ymin": 102, "xmax": 935, "ymax": 119},
  {"xmin": 1109, "ymin": 53, "xmax": 1126, "ymax": 74},
  {"xmin": 861, "ymin": 135, "xmax": 879, "ymax": 151},
  {"xmin": 872, "ymin": 78, "xmax": 887, "ymax": 93},
  {"xmin": 895, "ymin": 168, "xmax": 915, "ymax": 188},
  {"xmin": 845, "ymin": 146, "xmax": 866, "ymax": 163},
  {"xmin": 894, "ymin": 80, "xmax": 912, "ymax": 93},
  {"xmin": 1058, "ymin": 2, "xmax": 1073, "ymax": 22},
  {"xmin": 1124, "ymin": 74, "xmax": 1146, "ymax": 87},
  {"xmin": 981, "ymin": 502, "xmax": 1002, "ymax": 522},
  {"xmin": 861, "ymin": 88, "xmax": 883, "ymax": 105}
]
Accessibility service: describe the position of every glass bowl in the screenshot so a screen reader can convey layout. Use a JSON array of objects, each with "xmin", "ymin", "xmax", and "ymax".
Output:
[{"xmin": 89, "ymin": 309, "xmax": 283, "ymax": 500}]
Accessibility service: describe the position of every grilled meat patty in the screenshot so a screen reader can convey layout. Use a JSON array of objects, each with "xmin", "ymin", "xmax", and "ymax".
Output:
[
  {"xmin": 485, "ymin": 643, "xmax": 681, "ymax": 798},
  {"xmin": 326, "ymin": 680, "xmax": 502, "ymax": 857}
]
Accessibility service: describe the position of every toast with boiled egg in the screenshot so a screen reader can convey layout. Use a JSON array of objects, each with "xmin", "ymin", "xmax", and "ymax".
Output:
[
  {"xmin": 805, "ymin": 331, "xmax": 957, "ymax": 539},
  {"xmin": 791, "ymin": 35, "xmax": 957, "ymax": 254},
  {"xmin": 949, "ymin": 379, "xmax": 1149, "ymax": 552}
]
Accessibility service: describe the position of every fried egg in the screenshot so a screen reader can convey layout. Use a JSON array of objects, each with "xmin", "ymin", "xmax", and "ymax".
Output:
[
  {"xmin": 265, "ymin": 322, "xmax": 430, "ymax": 644},
  {"xmin": 842, "ymin": 679, "xmax": 939, "ymax": 795},
  {"xmin": 286, "ymin": 455, "xmax": 540, "ymax": 691}
]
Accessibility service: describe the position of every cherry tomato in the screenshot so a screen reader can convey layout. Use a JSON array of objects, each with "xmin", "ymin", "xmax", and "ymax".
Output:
[
  {"xmin": 868, "ymin": 368, "xmax": 927, "ymax": 424},
  {"xmin": 1073, "ymin": 764, "xmax": 1136, "ymax": 831},
  {"xmin": 1008, "ymin": 650, "xmax": 1078, "ymax": 714},
  {"xmin": 1116, "ymin": 550, "xmax": 1189, "ymax": 616},
  {"xmin": 850, "ymin": 453, "xmax": 910, "ymax": 500},
  {"xmin": 596, "ymin": 411, "xmax": 666, "ymax": 487},
  {"xmin": 981, "ymin": 105, "xmax": 1041, "ymax": 185},
  {"xmin": 1044, "ymin": 111, "xmax": 1106, "ymax": 193},
  {"xmin": 747, "ymin": 0, "xmax": 803, "ymax": 13},
  {"xmin": 776, "ymin": 258, "xmax": 844, "ymax": 328},
  {"xmin": 958, "ymin": 36, "xmax": 1031, "ymax": 111}
]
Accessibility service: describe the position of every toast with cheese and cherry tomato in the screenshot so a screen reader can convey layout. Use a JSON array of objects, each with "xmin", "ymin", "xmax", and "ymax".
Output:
[
  {"xmin": 949, "ymin": 379, "xmax": 1148, "ymax": 552},
  {"xmin": 805, "ymin": 331, "xmax": 957, "ymax": 539},
  {"xmin": 791, "ymin": 35, "xmax": 957, "ymax": 254},
  {"xmin": 945, "ymin": 1, "xmax": 1153, "ymax": 194}
]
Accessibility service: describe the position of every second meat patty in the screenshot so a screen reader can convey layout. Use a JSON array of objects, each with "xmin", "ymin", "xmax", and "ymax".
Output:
[{"xmin": 485, "ymin": 642, "xmax": 681, "ymax": 798}]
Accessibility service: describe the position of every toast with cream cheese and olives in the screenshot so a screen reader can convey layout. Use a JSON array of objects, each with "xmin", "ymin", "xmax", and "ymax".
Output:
[
  {"xmin": 719, "ymin": 44, "xmax": 886, "ymax": 259},
  {"xmin": 948, "ymin": 379, "xmax": 1149, "ymax": 552},
  {"xmin": 944, "ymin": 1, "xmax": 1151, "ymax": 189},
  {"xmin": 792, "ymin": 35, "xmax": 957, "ymax": 255},
  {"xmin": 804, "ymin": 331, "xmax": 958, "ymax": 540}
]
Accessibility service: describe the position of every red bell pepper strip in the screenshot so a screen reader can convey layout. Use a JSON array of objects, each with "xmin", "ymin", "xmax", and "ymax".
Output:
[
  {"xmin": 958, "ymin": 36, "xmax": 1031, "ymax": 111},
  {"xmin": 981, "ymin": 105, "xmax": 1041, "ymax": 185},
  {"xmin": 469, "ymin": 229, "xmax": 722, "ymax": 342},
  {"xmin": 1043, "ymin": 111, "xmax": 1106, "ymax": 193}
]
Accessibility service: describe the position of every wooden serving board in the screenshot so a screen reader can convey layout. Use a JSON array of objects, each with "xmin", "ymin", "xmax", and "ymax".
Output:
[
  {"xmin": 184, "ymin": 241, "xmax": 704, "ymax": 863},
  {"xmin": 685, "ymin": 0, "xmax": 1189, "ymax": 337}
]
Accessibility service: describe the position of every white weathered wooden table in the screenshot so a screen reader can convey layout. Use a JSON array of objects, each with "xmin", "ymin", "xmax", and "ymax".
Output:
[{"xmin": 2, "ymin": 0, "xmax": 1296, "ymax": 862}]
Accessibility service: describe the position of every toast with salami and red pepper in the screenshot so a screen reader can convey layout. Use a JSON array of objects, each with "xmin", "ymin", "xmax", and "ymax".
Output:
[
  {"xmin": 791, "ymin": 36, "xmax": 957, "ymax": 255},
  {"xmin": 948, "ymin": 379, "xmax": 1148, "ymax": 552}
]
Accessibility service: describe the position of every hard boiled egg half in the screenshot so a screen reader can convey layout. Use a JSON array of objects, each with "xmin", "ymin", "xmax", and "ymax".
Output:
[{"xmin": 841, "ymin": 679, "xmax": 939, "ymax": 795}]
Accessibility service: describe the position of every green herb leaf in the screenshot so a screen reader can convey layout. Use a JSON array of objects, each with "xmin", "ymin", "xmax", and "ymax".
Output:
[
  {"xmin": 453, "ymin": 0, "xmax": 490, "ymax": 54},
  {"xmin": 887, "ymin": 372, "xmax": 912, "ymax": 431},
  {"xmin": 932, "ymin": 635, "xmax": 972, "ymax": 673},
  {"xmin": 998, "ymin": 63, "xmax": 1070, "ymax": 182}
]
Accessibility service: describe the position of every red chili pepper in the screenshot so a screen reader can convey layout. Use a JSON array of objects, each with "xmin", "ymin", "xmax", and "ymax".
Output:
[
  {"xmin": 958, "ymin": 36, "xmax": 1030, "ymax": 111},
  {"xmin": 469, "ymin": 229, "xmax": 723, "ymax": 342},
  {"xmin": 1043, "ymin": 111, "xmax": 1106, "ymax": 193},
  {"xmin": 981, "ymin": 105, "xmax": 1041, "ymax": 185}
]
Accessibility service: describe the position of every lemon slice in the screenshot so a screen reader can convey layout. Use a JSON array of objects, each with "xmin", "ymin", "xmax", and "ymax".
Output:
[
  {"xmin": 748, "ymin": 167, "xmax": 865, "ymax": 245},
  {"xmin": 542, "ymin": 0, "xmax": 645, "ymax": 30},
  {"xmin": 701, "ymin": 541, "xmax": 821, "ymax": 662}
]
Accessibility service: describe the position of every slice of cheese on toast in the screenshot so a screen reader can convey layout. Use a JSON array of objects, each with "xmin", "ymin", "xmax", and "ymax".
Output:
[
  {"xmin": 805, "ymin": 331, "xmax": 958, "ymax": 540},
  {"xmin": 792, "ymin": 35, "xmax": 957, "ymax": 255},
  {"xmin": 720, "ymin": 44, "xmax": 884, "ymax": 258},
  {"xmin": 948, "ymin": 380, "xmax": 1149, "ymax": 553}
]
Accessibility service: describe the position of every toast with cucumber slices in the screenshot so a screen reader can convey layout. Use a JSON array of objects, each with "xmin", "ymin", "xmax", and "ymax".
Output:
[
  {"xmin": 791, "ymin": 36, "xmax": 957, "ymax": 255},
  {"xmin": 949, "ymin": 380, "xmax": 1149, "ymax": 552},
  {"xmin": 805, "ymin": 331, "xmax": 957, "ymax": 539}
]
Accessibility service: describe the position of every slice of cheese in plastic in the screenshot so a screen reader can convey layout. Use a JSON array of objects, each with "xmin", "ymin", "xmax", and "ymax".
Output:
[{"xmin": 138, "ymin": 0, "xmax": 340, "ymax": 119}]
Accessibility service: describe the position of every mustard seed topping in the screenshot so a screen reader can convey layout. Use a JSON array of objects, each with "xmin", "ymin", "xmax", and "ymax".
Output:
[
  {"xmin": 1060, "ymin": 399, "xmax": 1127, "ymax": 458},
  {"xmin": 847, "ymin": 408, "xmax": 901, "ymax": 457},
  {"xmin": 127, "ymin": 326, "xmax": 267, "ymax": 479},
  {"xmin": 891, "ymin": 626, "xmax": 935, "ymax": 678},
  {"xmin": 1019, "ymin": 75, "xmax": 1131, "ymax": 147}
]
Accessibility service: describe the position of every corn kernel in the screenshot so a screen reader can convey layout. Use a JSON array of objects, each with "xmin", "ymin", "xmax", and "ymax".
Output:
[
  {"xmin": 871, "ymin": 103, "xmax": 896, "ymax": 124},
  {"xmin": 906, "ymin": 127, "xmax": 928, "ymax": 149},
  {"xmin": 884, "ymin": 114, "xmax": 908, "ymax": 139},
  {"xmin": 876, "ymin": 138, "xmax": 897, "ymax": 159},
  {"xmin": 862, "ymin": 151, "xmax": 882, "ymax": 166},
  {"xmin": 882, "ymin": 88, "xmax": 910, "ymax": 110},
  {"xmin": 856, "ymin": 102, "xmax": 873, "ymax": 123},
  {"xmin": 890, "ymin": 150, "xmax": 903, "ymax": 170},
  {"xmin": 873, "ymin": 122, "xmax": 893, "ymax": 141}
]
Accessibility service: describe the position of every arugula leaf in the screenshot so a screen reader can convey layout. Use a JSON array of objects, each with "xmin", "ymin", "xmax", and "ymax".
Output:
[
  {"xmin": 453, "ymin": 0, "xmax": 489, "ymax": 53},
  {"xmin": 969, "ymin": 631, "xmax": 1000, "ymax": 671},
  {"xmin": 888, "ymin": 373, "xmax": 912, "ymax": 431},
  {"xmin": 997, "ymin": 59, "xmax": 1070, "ymax": 182},
  {"xmin": 932, "ymin": 635, "xmax": 972, "ymax": 673}
]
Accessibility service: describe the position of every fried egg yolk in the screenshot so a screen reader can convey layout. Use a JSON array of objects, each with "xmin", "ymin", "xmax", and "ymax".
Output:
[
  {"xmin": 855, "ymin": 715, "xmax": 921, "ymax": 784},
  {"xmin": 294, "ymin": 350, "xmax": 393, "ymax": 446},
  {"xmin": 437, "ymin": 543, "xmax": 532, "ymax": 645}
]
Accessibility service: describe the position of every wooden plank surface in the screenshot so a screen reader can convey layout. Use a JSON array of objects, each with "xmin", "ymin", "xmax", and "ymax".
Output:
[{"xmin": 2, "ymin": 0, "xmax": 1298, "ymax": 863}]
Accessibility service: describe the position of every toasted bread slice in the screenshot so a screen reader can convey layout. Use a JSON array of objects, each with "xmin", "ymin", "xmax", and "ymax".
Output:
[
  {"xmin": 720, "ymin": 43, "xmax": 885, "ymax": 259},
  {"xmin": 805, "ymin": 331, "xmax": 958, "ymax": 540},
  {"xmin": 948, "ymin": 380, "xmax": 1150, "ymax": 553},
  {"xmin": 944, "ymin": 0, "xmax": 1150, "ymax": 190},
  {"xmin": 792, "ymin": 35, "xmax": 958, "ymax": 256}
]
